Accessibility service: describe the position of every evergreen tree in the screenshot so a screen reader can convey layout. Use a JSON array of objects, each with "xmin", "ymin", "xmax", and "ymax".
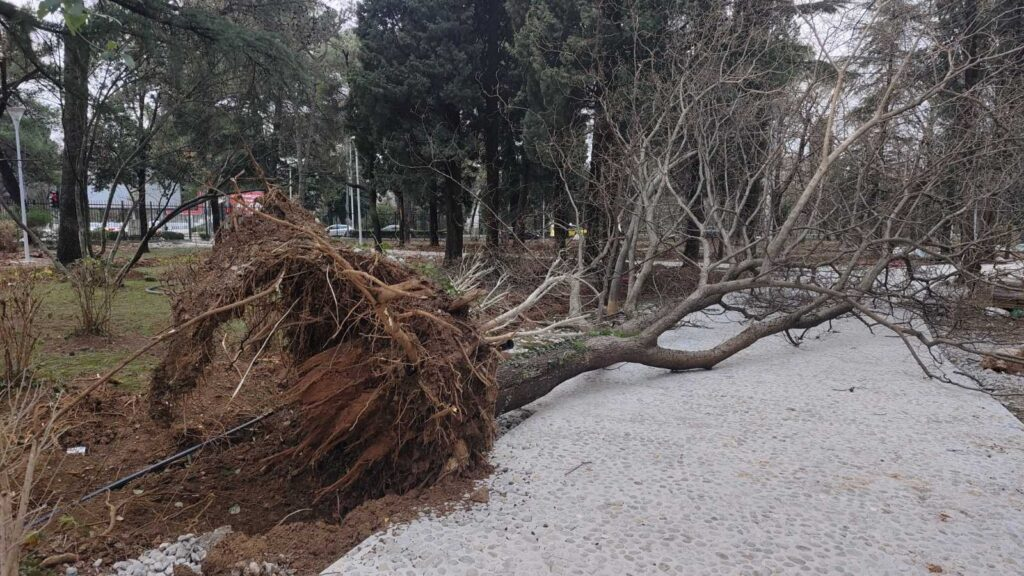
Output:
[{"xmin": 351, "ymin": 0, "xmax": 480, "ymax": 261}]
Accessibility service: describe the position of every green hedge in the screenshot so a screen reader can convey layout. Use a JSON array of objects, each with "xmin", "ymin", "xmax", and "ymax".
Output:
[
  {"xmin": 160, "ymin": 230, "xmax": 185, "ymax": 240},
  {"xmin": 26, "ymin": 208, "xmax": 52, "ymax": 228}
]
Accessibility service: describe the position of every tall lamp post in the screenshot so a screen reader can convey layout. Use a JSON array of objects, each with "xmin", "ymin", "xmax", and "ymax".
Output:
[{"xmin": 7, "ymin": 105, "xmax": 31, "ymax": 261}]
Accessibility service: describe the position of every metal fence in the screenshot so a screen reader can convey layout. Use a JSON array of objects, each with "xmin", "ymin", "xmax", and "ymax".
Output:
[{"xmin": 29, "ymin": 201, "xmax": 213, "ymax": 240}]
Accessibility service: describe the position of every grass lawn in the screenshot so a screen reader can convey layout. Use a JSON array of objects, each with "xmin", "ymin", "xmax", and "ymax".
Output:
[{"xmin": 29, "ymin": 246, "xmax": 207, "ymax": 391}]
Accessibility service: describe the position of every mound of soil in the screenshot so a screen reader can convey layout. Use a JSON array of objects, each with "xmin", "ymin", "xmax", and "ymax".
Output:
[
  {"xmin": 32, "ymin": 357, "xmax": 488, "ymax": 575},
  {"xmin": 201, "ymin": 470, "xmax": 488, "ymax": 575}
]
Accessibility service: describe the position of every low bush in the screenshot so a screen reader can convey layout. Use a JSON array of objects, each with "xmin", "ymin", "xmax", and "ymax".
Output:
[
  {"xmin": 0, "ymin": 220, "xmax": 19, "ymax": 252},
  {"xmin": 68, "ymin": 258, "xmax": 116, "ymax": 335},
  {"xmin": 0, "ymin": 269, "xmax": 42, "ymax": 387},
  {"xmin": 26, "ymin": 208, "xmax": 52, "ymax": 229},
  {"xmin": 160, "ymin": 230, "xmax": 185, "ymax": 240}
]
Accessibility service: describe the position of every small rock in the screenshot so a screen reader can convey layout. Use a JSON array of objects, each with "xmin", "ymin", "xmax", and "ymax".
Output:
[
  {"xmin": 469, "ymin": 486, "xmax": 490, "ymax": 504},
  {"xmin": 65, "ymin": 567, "xmax": 78, "ymax": 576}
]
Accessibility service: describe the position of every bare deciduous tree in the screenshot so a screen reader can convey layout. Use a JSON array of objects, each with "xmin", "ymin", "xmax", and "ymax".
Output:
[{"xmin": 495, "ymin": 1, "xmax": 1024, "ymax": 413}]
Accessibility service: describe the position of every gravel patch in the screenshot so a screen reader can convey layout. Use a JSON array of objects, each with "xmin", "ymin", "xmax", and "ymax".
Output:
[
  {"xmin": 325, "ymin": 312, "xmax": 1024, "ymax": 575},
  {"xmin": 108, "ymin": 528, "xmax": 231, "ymax": 576}
]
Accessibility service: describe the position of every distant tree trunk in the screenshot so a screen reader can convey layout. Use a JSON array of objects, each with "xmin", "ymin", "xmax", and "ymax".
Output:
[
  {"xmin": 393, "ymin": 186, "xmax": 405, "ymax": 243},
  {"xmin": 684, "ymin": 179, "xmax": 703, "ymax": 262},
  {"xmin": 428, "ymin": 184, "xmax": 440, "ymax": 246},
  {"xmin": 210, "ymin": 196, "xmax": 221, "ymax": 235},
  {"xmin": 366, "ymin": 187, "xmax": 382, "ymax": 251},
  {"xmin": 57, "ymin": 33, "xmax": 90, "ymax": 265},
  {"xmin": 444, "ymin": 162, "xmax": 464, "ymax": 262},
  {"xmin": 476, "ymin": 0, "xmax": 505, "ymax": 248},
  {"xmin": 137, "ymin": 91, "xmax": 150, "ymax": 253},
  {"xmin": 0, "ymin": 155, "xmax": 19, "ymax": 204},
  {"xmin": 513, "ymin": 153, "xmax": 531, "ymax": 240},
  {"xmin": 295, "ymin": 130, "xmax": 308, "ymax": 204},
  {"xmin": 583, "ymin": 110, "xmax": 608, "ymax": 260},
  {"xmin": 481, "ymin": 126, "xmax": 501, "ymax": 247},
  {"xmin": 269, "ymin": 95, "xmax": 283, "ymax": 177},
  {"xmin": 553, "ymin": 199, "xmax": 568, "ymax": 249}
]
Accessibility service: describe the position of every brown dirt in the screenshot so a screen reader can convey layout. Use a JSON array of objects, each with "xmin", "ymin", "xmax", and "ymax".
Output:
[
  {"xmin": 31, "ymin": 331, "xmax": 492, "ymax": 575},
  {"xmin": 33, "ymin": 355, "xmax": 298, "ymax": 560},
  {"xmin": 202, "ymin": 470, "xmax": 488, "ymax": 575}
]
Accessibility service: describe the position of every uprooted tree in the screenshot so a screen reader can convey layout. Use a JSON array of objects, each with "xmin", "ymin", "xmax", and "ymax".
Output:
[
  {"xmin": 148, "ymin": 2, "xmax": 1024, "ymax": 501},
  {"xmin": 149, "ymin": 194, "xmax": 499, "ymax": 500}
]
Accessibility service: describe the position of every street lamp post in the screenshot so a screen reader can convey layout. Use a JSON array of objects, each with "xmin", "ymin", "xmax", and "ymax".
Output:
[{"xmin": 7, "ymin": 105, "xmax": 31, "ymax": 261}]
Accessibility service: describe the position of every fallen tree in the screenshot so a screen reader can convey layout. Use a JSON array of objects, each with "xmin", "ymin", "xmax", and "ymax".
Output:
[{"xmin": 147, "ymin": 4, "xmax": 1024, "ymax": 505}]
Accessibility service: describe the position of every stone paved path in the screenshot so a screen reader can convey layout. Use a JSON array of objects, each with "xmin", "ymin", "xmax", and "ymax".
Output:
[{"xmin": 323, "ymin": 313, "xmax": 1024, "ymax": 575}]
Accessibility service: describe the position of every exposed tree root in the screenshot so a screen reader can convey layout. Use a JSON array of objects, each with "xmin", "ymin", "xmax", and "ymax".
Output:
[{"xmin": 149, "ymin": 191, "xmax": 499, "ymax": 502}]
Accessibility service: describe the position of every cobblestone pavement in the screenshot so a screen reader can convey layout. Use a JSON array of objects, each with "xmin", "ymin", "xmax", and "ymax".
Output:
[{"xmin": 324, "ymin": 313, "xmax": 1024, "ymax": 576}]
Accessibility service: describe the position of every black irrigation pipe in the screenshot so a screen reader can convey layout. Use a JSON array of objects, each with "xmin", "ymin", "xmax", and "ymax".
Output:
[{"xmin": 30, "ymin": 410, "xmax": 275, "ymax": 529}]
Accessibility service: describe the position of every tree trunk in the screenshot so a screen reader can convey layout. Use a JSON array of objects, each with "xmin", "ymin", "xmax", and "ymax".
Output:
[
  {"xmin": 137, "ymin": 91, "xmax": 150, "ymax": 253},
  {"xmin": 57, "ymin": 33, "xmax": 90, "ymax": 265},
  {"xmin": 683, "ymin": 162, "xmax": 703, "ymax": 262},
  {"xmin": 269, "ymin": 95, "xmax": 283, "ymax": 177},
  {"xmin": 553, "ymin": 198, "xmax": 568, "ymax": 250},
  {"xmin": 444, "ymin": 162, "xmax": 464, "ymax": 263},
  {"xmin": 482, "ymin": 130, "xmax": 500, "ymax": 247},
  {"xmin": 0, "ymin": 155, "xmax": 19, "ymax": 204},
  {"xmin": 494, "ymin": 294, "xmax": 853, "ymax": 414},
  {"xmin": 476, "ymin": 0, "xmax": 504, "ymax": 248},
  {"xmin": 210, "ymin": 195, "xmax": 221, "ymax": 235},
  {"xmin": 366, "ymin": 187, "xmax": 382, "ymax": 251},
  {"xmin": 428, "ymin": 184, "xmax": 440, "ymax": 247},
  {"xmin": 396, "ymin": 189, "xmax": 408, "ymax": 247}
]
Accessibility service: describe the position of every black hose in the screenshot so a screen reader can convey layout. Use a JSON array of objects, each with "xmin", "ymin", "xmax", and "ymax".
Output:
[{"xmin": 31, "ymin": 410, "xmax": 274, "ymax": 529}]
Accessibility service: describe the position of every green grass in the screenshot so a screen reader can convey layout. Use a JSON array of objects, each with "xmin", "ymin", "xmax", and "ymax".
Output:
[
  {"xmin": 29, "ymin": 246, "xmax": 208, "ymax": 391},
  {"xmin": 39, "ymin": 279, "xmax": 172, "ymax": 337},
  {"xmin": 35, "ymin": 350, "xmax": 159, "ymax": 392}
]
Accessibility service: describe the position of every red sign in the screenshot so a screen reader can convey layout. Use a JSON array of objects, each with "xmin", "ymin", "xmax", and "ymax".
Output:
[{"xmin": 226, "ymin": 191, "xmax": 265, "ymax": 214}]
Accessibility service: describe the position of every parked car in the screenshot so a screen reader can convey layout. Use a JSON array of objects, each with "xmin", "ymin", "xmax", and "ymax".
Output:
[
  {"xmin": 326, "ymin": 224, "xmax": 351, "ymax": 237},
  {"xmin": 89, "ymin": 221, "xmax": 123, "ymax": 233},
  {"xmin": 379, "ymin": 224, "xmax": 416, "ymax": 239}
]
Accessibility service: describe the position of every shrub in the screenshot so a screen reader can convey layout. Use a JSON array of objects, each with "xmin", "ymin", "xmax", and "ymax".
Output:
[
  {"xmin": 26, "ymin": 208, "xmax": 52, "ymax": 229},
  {"xmin": 1, "ymin": 387, "xmax": 61, "ymax": 576},
  {"xmin": 160, "ymin": 230, "xmax": 185, "ymax": 240},
  {"xmin": 67, "ymin": 258, "xmax": 116, "ymax": 335},
  {"xmin": 0, "ymin": 270, "xmax": 41, "ymax": 387},
  {"xmin": 0, "ymin": 220, "xmax": 19, "ymax": 252},
  {"xmin": 199, "ymin": 232, "xmax": 211, "ymax": 241}
]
